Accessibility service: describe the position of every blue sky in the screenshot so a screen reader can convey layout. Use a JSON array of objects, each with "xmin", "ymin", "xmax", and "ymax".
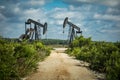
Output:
[{"xmin": 0, "ymin": 0, "xmax": 120, "ymax": 42}]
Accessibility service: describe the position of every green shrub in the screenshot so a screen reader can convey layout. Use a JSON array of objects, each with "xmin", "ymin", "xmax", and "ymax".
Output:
[
  {"xmin": 0, "ymin": 43, "xmax": 19, "ymax": 80},
  {"xmin": 0, "ymin": 38, "xmax": 50, "ymax": 80},
  {"xmin": 67, "ymin": 36, "xmax": 120, "ymax": 80},
  {"xmin": 14, "ymin": 44, "xmax": 37, "ymax": 77},
  {"xmin": 106, "ymin": 51, "xmax": 120, "ymax": 80}
]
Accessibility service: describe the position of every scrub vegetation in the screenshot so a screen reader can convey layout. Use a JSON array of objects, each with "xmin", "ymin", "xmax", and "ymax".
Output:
[
  {"xmin": 66, "ymin": 36, "xmax": 120, "ymax": 80},
  {"xmin": 0, "ymin": 37, "xmax": 50, "ymax": 80}
]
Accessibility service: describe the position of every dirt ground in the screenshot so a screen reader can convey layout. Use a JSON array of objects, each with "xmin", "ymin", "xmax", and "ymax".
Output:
[{"xmin": 25, "ymin": 48, "xmax": 97, "ymax": 80}]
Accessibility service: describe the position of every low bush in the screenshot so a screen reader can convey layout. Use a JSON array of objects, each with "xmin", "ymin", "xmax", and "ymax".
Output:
[
  {"xmin": 0, "ymin": 38, "xmax": 50, "ymax": 80},
  {"xmin": 67, "ymin": 36, "xmax": 120, "ymax": 80}
]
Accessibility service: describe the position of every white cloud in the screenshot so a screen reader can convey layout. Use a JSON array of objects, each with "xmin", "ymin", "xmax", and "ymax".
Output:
[
  {"xmin": 64, "ymin": 0, "xmax": 120, "ymax": 8},
  {"xmin": 101, "ymin": 29, "xmax": 120, "ymax": 33},
  {"xmin": 50, "ymin": 9, "xmax": 84, "ymax": 20},
  {"xmin": 107, "ymin": 8, "xmax": 118, "ymax": 13},
  {"xmin": 100, "ymin": 0, "xmax": 120, "ymax": 7},
  {"xmin": 94, "ymin": 13, "xmax": 120, "ymax": 21},
  {"xmin": 56, "ymin": 20, "xmax": 63, "ymax": 25},
  {"xmin": 0, "ymin": 5, "xmax": 5, "ymax": 9},
  {"xmin": 27, "ymin": 0, "xmax": 53, "ymax": 6},
  {"xmin": 49, "ymin": 20, "xmax": 54, "ymax": 25},
  {"xmin": 69, "ymin": 5, "xmax": 75, "ymax": 10},
  {"xmin": 24, "ymin": 8, "xmax": 41, "ymax": 15},
  {"xmin": 28, "ymin": 0, "xmax": 45, "ymax": 6},
  {"xmin": 54, "ymin": 12, "xmax": 76, "ymax": 19},
  {"xmin": 14, "ymin": 7, "xmax": 21, "ymax": 13},
  {"xmin": 19, "ymin": 8, "xmax": 47, "ymax": 23},
  {"xmin": 106, "ymin": 8, "xmax": 120, "ymax": 15},
  {"xmin": 53, "ymin": 7, "xmax": 67, "ymax": 11},
  {"xmin": 0, "ymin": 13, "xmax": 7, "ymax": 22},
  {"xmin": 116, "ymin": 23, "xmax": 120, "ymax": 28}
]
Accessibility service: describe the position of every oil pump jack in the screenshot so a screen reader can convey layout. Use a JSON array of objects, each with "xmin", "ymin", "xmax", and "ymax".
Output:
[
  {"xmin": 19, "ymin": 19, "xmax": 47, "ymax": 41},
  {"xmin": 63, "ymin": 17, "xmax": 82, "ymax": 44}
]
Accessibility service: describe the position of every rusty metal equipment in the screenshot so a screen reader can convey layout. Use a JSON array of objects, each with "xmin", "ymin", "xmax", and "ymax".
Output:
[
  {"xmin": 19, "ymin": 19, "xmax": 47, "ymax": 41},
  {"xmin": 63, "ymin": 17, "xmax": 82, "ymax": 44}
]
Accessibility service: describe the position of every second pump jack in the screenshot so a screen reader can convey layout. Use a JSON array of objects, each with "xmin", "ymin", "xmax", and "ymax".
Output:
[
  {"xmin": 63, "ymin": 17, "xmax": 82, "ymax": 44},
  {"xmin": 19, "ymin": 19, "xmax": 47, "ymax": 41}
]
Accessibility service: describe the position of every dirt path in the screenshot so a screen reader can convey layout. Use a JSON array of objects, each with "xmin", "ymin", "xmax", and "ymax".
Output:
[{"xmin": 25, "ymin": 48, "xmax": 97, "ymax": 80}]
